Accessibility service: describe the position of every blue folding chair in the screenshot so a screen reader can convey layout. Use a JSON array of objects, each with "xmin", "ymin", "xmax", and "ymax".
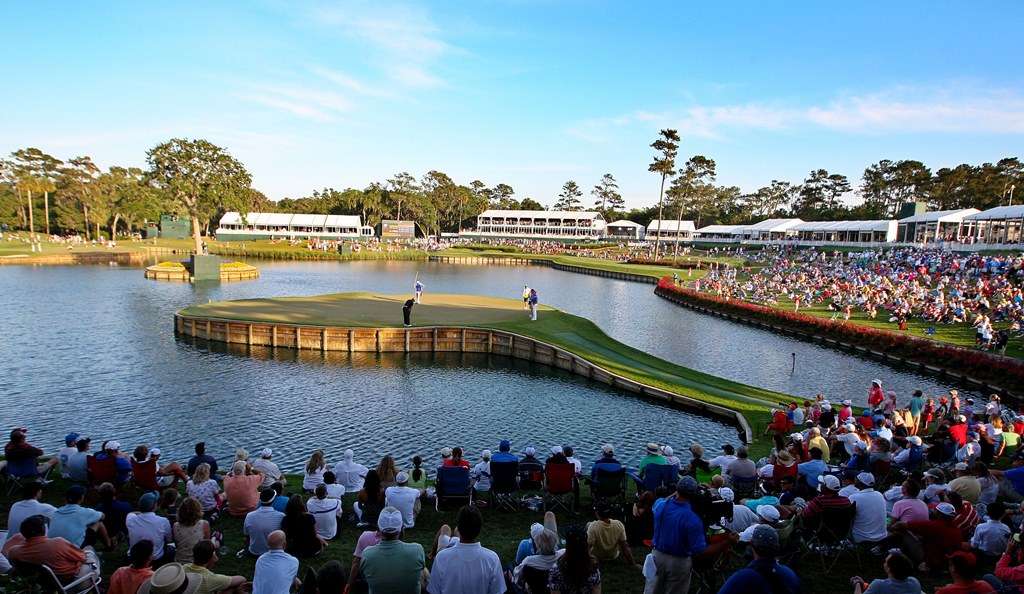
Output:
[
  {"xmin": 435, "ymin": 466, "xmax": 474, "ymax": 511},
  {"xmin": 632, "ymin": 463, "xmax": 680, "ymax": 494},
  {"xmin": 489, "ymin": 460, "xmax": 520, "ymax": 511}
]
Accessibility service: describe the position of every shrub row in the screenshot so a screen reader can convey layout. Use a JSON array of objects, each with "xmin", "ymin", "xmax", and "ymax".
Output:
[{"xmin": 655, "ymin": 276, "xmax": 1024, "ymax": 393}]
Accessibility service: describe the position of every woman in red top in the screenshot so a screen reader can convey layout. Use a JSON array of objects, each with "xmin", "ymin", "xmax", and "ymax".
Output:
[
  {"xmin": 868, "ymin": 380, "xmax": 884, "ymax": 409},
  {"xmin": 444, "ymin": 447, "xmax": 471, "ymax": 469}
]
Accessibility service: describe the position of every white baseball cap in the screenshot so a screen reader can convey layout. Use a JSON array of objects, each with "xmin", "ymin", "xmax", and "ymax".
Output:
[
  {"xmin": 856, "ymin": 472, "xmax": 875, "ymax": 486},
  {"xmin": 818, "ymin": 475, "xmax": 841, "ymax": 491},
  {"xmin": 756, "ymin": 505, "xmax": 781, "ymax": 522},
  {"xmin": 718, "ymin": 487, "xmax": 735, "ymax": 502},
  {"xmin": 377, "ymin": 507, "xmax": 404, "ymax": 534},
  {"xmin": 260, "ymin": 448, "xmax": 273, "ymax": 458}
]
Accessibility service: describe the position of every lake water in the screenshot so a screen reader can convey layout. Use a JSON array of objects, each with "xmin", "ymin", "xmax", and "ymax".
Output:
[{"xmin": 0, "ymin": 260, "xmax": 977, "ymax": 471}]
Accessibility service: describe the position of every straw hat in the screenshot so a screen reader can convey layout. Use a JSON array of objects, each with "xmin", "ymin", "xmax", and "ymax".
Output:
[
  {"xmin": 139, "ymin": 564, "xmax": 200, "ymax": 594},
  {"xmin": 775, "ymin": 450, "xmax": 795, "ymax": 466}
]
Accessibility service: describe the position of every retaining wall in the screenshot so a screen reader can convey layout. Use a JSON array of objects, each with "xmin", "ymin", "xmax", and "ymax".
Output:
[
  {"xmin": 427, "ymin": 255, "xmax": 658, "ymax": 284},
  {"xmin": 174, "ymin": 314, "xmax": 753, "ymax": 442}
]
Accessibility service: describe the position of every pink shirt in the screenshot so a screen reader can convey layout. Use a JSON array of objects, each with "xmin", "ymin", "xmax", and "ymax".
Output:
[
  {"xmin": 353, "ymin": 530, "xmax": 381, "ymax": 558},
  {"xmin": 891, "ymin": 498, "xmax": 930, "ymax": 524}
]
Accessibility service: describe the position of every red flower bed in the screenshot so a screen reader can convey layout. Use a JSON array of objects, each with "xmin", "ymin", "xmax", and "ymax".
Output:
[
  {"xmin": 655, "ymin": 276, "xmax": 1024, "ymax": 392},
  {"xmin": 627, "ymin": 258, "xmax": 704, "ymax": 269}
]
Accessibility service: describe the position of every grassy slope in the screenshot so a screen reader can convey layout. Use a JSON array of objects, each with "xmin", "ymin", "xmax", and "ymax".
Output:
[{"xmin": 180, "ymin": 293, "xmax": 785, "ymax": 433}]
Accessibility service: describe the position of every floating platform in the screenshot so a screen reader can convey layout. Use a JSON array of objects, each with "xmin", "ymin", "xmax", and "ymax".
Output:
[{"xmin": 145, "ymin": 261, "xmax": 260, "ymax": 282}]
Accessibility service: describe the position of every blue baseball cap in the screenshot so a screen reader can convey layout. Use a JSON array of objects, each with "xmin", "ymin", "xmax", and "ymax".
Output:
[
  {"xmin": 64, "ymin": 432, "xmax": 81, "ymax": 445},
  {"xmin": 499, "ymin": 439, "xmax": 511, "ymax": 452}
]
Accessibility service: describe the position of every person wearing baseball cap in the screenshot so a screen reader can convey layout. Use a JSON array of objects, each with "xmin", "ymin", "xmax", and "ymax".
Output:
[
  {"xmin": 590, "ymin": 444, "xmax": 622, "ymax": 480},
  {"xmin": 251, "ymin": 448, "xmax": 283, "ymax": 491},
  {"xmin": 94, "ymin": 440, "xmax": 132, "ymax": 484},
  {"xmin": 471, "ymin": 450, "xmax": 493, "ymax": 494},
  {"xmin": 719, "ymin": 524, "xmax": 799, "ymax": 594},
  {"xmin": 385, "ymin": 472, "xmax": 421, "ymax": 529},
  {"xmin": 358, "ymin": 506, "xmax": 425, "ymax": 593},
  {"xmin": 802, "ymin": 473, "xmax": 854, "ymax": 531},
  {"xmin": 519, "ymin": 447, "xmax": 544, "ymax": 490},
  {"xmin": 649, "ymin": 476, "xmax": 707, "ymax": 593},
  {"xmin": 718, "ymin": 487, "xmax": 759, "ymax": 534},
  {"xmin": 938, "ymin": 550, "xmax": 993, "ymax": 594},
  {"xmin": 891, "ymin": 501, "xmax": 964, "ymax": 571},
  {"xmin": 849, "ymin": 472, "xmax": 887, "ymax": 543},
  {"xmin": 57, "ymin": 433, "xmax": 81, "ymax": 479}
]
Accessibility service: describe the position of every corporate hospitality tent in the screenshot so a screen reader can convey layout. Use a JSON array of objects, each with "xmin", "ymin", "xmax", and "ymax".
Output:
[
  {"xmin": 741, "ymin": 218, "xmax": 804, "ymax": 241},
  {"xmin": 792, "ymin": 220, "xmax": 897, "ymax": 243},
  {"xmin": 215, "ymin": 212, "xmax": 373, "ymax": 241},
  {"xmin": 694, "ymin": 224, "xmax": 749, "ymax": 240},
  {"xmin": 605, "ymin": 220, "xmax": 646, "ymax": 240},
  {"xmin": 472, "ymin": 210, "xmax": 607, "ymax": 239},
  {"xmin": 896, "ymin": 208, "xmax": 980, "ymax": 243},
  {"xmin": 964, "ymin": 205, "xmax": 1024, "ymax": 244},
  {"xmin": 644, "ymin": 219, "xmax": 696, "ymax": 242}
]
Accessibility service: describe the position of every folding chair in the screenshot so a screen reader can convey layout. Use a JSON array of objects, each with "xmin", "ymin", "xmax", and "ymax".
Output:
[
  {"xmin": 800, "ymin": 502, "xmax": 856, "ymax": 572},
  {"xmin": 87, "ymin": 455, "xmax": 117, "ymax": 486},
  {"xmin": 130, "ymin": 458, "xmax": 160, "ymax": 492},
  {"xmin": 11, "ymin": 560, "xmax": 102, "ymax": 594},
  {"xmin": 589, "ymin": 467, "xmax": 627, "ymax": 513},
  {"xmin": 435, "ymin": 466, "xmax": 473, "ymax": 511},
  {"xmin": 633, "ymin": 464, "xmax": 680, "ymax": 494},
  {"xmin": 729, "ymin": 475, "xmax": 757, "ymax": 500},
  {"xmin": 489, "ymin": 460, "xmax": 520, "ymax": 512},
  {"xmin": 3, "ymin": 457, "xmax": 52, "ymax": 496},
  {"xmin": 543, "ymin": 462, "xmax": 576, "ymax": 514},
  {"xmin": 521, "ymin": 565, "xmax": 551, "ymax": 594}
]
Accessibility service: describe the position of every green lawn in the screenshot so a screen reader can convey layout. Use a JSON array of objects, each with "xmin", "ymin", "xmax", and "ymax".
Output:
[{"xmin": 180, "ymin": 293, "xmax": 786, "ymax": 440}]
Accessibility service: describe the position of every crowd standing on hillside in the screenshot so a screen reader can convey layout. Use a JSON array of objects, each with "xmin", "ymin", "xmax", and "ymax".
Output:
[
  {"xmin": 698, "ymin": 246, "xmax": 1024, "ymax": 350},
  {"xmin": 9, "ymin": 379, "xmax": 1024, "ymax": 592}
]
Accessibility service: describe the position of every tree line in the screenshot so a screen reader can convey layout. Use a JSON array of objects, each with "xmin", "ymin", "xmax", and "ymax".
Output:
[{"xmin": 2, "ymin": 135, "xmax": 1020, "ymax": 254}]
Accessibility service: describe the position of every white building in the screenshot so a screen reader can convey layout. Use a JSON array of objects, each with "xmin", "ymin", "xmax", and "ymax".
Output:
[
  {"xmin": 740, "ymin": 218, "xmax": 804, "ymax": 241},
  {"xmin": 792, "ymin": 220, "xmax": 897, "ymax": 244},
  {"xmin": 896, "ymin": 209, "xmax": 979, "ymax": 243},
  {"xmin": 694, "ymin": 224, "xmax": 749, "ymax": 241},
  {"xmin": 215, "ymin": 212, "xmax": 375, "ymax": 241},
  {"xmin": 605, "ymin": 220, "xmax": 646, "ymax": 241},
  {"xmin": 964, "ymin": 206, "xmax": 1024, "ymax": 245},
  {"xmin": 470, "ymin": 210, "xmax": 606, "ymax": 240},
  {"xmin": 645, "ymin": 219, "xmax": 696, "ymax": 242}
]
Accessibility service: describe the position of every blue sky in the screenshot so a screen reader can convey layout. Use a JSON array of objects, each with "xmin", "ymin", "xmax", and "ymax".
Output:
[{"xmin": 2, "ymin": 1, "xmax": 1022, "ymax": 208}]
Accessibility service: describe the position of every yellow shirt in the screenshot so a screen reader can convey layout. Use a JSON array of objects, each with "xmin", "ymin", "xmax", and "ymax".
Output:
[
  {"xmin": 586, "ymin": 519, "xmax": 626, "ymax": 561},
  {"xmin": 808, "ymin": 436, "xmax": 830, "ymax": 463}
]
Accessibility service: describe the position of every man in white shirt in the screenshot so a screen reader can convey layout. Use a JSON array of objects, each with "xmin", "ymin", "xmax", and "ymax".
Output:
[
  {"xmin": 848, "ymin": 472, "xmax": 887, "ymax": 543},
  {"xmin": 244, "ymin": 489, "xmax": 285, "ymax": 555},
  {"xmin": 922, "ymin": 469, "xmax": 948, "ymax": 504},
  {"xmin": 253, "ymin": 530, "xmax": 299, "ymax": 594},
  {"xmin": 307, "ymin": 484, "xmax": 343, "ymax": 540},
  {"xmin": 708, "ymin": 445, "xmax": 736, "ymax": 470},
  {"xmin": 835, "ymin": 424, "xmax": 865, "ymax": 458},
  {"xmin": 385, "ymin": 472, "xmax": 422, "ymax": 528},
  {"xmin": 7, "ymin": 482, "xmax": 57, "ymax": 536},
  {"xmin": 427, "ymin": 506, "xmax": 505, "ymax": 594},
  {"xmin": 471, "ymin": 451, "xmax": 492, "ymax": 493},
  {"xmin": 333, "ymin": 449, "xmax": 368, "ymax": 492},
  {"xmin": 66, "ymin": 438, "xmax": 91, "ymax": 483},
  {"xmin": 58, "ymin": 433, "xmax": 80, "ymax": 478},
  {"xmin": 322, "ymin": 471, "xmax": 346, "ymax": 499},
  {"xmin": 250, "ymin": 448, "xmax": 283, "ymax": 490},
  {"xmin": 717, "ymin": 487, "xmax": 759, "ymax": 534},
  {"xmin": 126, "ymin": 492, "xmax": 173, "ymax": 563}
]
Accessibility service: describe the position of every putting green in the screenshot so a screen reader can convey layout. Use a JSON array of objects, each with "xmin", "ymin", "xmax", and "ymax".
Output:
[{"xmin": 180, "ymin": 292, "xmax": 785, "ymax": 442}]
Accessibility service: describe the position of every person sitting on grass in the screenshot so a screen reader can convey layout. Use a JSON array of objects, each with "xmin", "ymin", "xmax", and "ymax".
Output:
[
  {"xmin": 127, "ymin": 492, "xmax": 174, "ymax": 568},
  {"xmin": 3, "ymin": 427, "xmax": 59, "ymax": 478},
  {"xmin": 97, "ymin": 481, "xmax": 133, "ymax": 539},
  {"xmin": 718, "ymin": 524, "xmax": 799, "ymax": 594},
  {"xmin": 937, "ymin": 550, "xmax": 995, "ymax": 594},
  {"xmin": 133, "ymin": 445, "xmax": 189, "ymax": 489},
  {"xmin": 586, "ymin": 503, "xmax": 636, "ymax": 566},
  {"xmin": 301, "ymin": 560, "xmax": 347, "ymax": 594},
  {"xmin": 427, "ymin": 505, "xmax": 505, "ymax": 594},
  {"xmin": 333, "ymin": 449, "xmax": 368, "ymax": 492},
  {"xmin": 187, "ymin": 463, "xmax": 223, "ymax": 520},
  {"xmin": 184, "ymin": 539, "xmax": 250, "ymax": 594},
  {"xmin": 6, "ymin": 481, "xmax": 56, "ymax": 537},
  {"xmin": 471, "ymin": 449, "xmax": 493, "ymax": 494},
  {"xmin": 244, "ymin": 488, "xmax": 284, "ymax": 556},
  {"xmin": 303, "ymin": 450, "xmax": 328, "ymax": 492},
  {"xmin": 850, "ymin": 550, "xmax": 921, "ymax": 594},
  {"xmin": 251, "ymin": 448, "xmax": 283, "ymax": 491},
  {"xmin": 253, "ymin": 530, "xmax": 300, "ymax": 594},
  {"xmin": 547, "ymin": 524, "xmax": 601, "ymax": 594},
  {"xmin": 358, "ymin": 506, "xmax": 427, "ymax": 593},
  {"xmin": 971, "ymin": 501, "xmax": 1011, "ymax": 559},
  {"xmin": 187, "ymin": 441, "xmax": 219, "ymax": 478},
  {"xmin": 7, "ymin": 514, "xmax": 102, "ymax": 583},
  {"xmin": 107, "ymin": 540, "xmax": 154, "ymax": 594},
  {"xmin": 515, "ymin": 512, "xmax": 560, "ymax": 564},
  {"xmin": 282, "ymin": 494, "xmax": 326, "ymax": 558},
  {"xmin": 307, "ymin": 484, "xmax": 344, "ymax": 540},
  {"xmin": 49, "ymin": 484, "xmax": 110, "ymax": 550},
  {"xmin": 509, "ymin": 527, "xmax": 560, "ymax": 591},
  {"xmin": 890, "ymin": 502, "xmax": 963, "ymax": 573},
  {"xmin": 385, "ymin": 471, "xmax": 422, "ymax": 529},
  {"xmin": 322, "ymin": 471, "xmax": 345, "ymax": 499},
  {"xmin": 174, "ymin": 497, "xmax": 219, "ymax": 564},
  {"xmin": 355, "ymin": 469, "xmax": 385, "ymax": 527},
  {"xmin": 224, "ymin": 460, "xmax": 264, "ymax": 518},
  {"xmin": 406, "ymin": 456, "xmax": 429, "ymax": 492}
]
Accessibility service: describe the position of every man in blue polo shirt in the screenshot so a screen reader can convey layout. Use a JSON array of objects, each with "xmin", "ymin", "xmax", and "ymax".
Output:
[
  {"xmin": 48, "ymin": 485, "xmax": 110, "ymax": 548},
  {"xmin": 797, "ymin": 446, "xmax": 828, "ymax": 490},
  {"xmin": 718, "ymin": 524, "xmax": 799, "ymax": 594},
  {"xmin": 590, "ymin": 444, "xmax": 622, "ymax": 479},
  {"xmin": 651, "ymin": 476, "xmax": 706, "ymax": 594},
  {"xmin": 491, "ymin": 440, "xmax": 517, "ymax": 464}
]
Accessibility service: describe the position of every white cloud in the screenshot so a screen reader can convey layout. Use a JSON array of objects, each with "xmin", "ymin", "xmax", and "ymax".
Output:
[
  {"xmin": 309, "ymin": 2, "xmax": 451, "ymax": 89},
  {"xmin": 238, "ymin": 84, "xmax": 352, "ymax": 122},
  {"xmin": 568, "ymin": 86, "xmax": 1024, "ymax": 142},
  {"xmin": 308, "ymin": 65, "xmax": 395, "ymax": 98}
]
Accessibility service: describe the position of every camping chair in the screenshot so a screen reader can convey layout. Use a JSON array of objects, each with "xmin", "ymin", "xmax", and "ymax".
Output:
[
  {"xmin": 543, "ymin": 462, "xmax": 576, "ymax": 514},
  {"xmin": 870, "ymin": 458, "xmax": 896, "ymax": 489},
  {"xmin": 729, "ymin": 475, "xmax": 757, "ymax": 500},
  {"xmin": 11, "ymin": 560, "xmax": 102, "ymax": 594},
  {"xmin": 633, "ymin": 464, "xmax": 679, "ymax": 494},
  {"xmin": 589, "ymin": 467, "xmax": 627, "ymax": 512},
  {"xmin": 435, "ymin": 466, "xmax": 473, "ymax": 511},
  {"xmin": 130, "ymin": 458, "xmax": 160, "ymax": 492},
  {"xmin": 3, "ymin": 457, "xmax": 52, "ymax": 496},
  {"xmin": 87, "ymin": 455, "xmax": 118, "ymax": 486},
  {"xmin": 520, "ymin": 565, "xmax": 551, "ymax": 594},
  {"xmin": 801, "ymin": 502, "xmax": 857, "ymax": 572},
  {"xmin": 489, "ymin": 460, "xmax": 520, "ymax": 512}
]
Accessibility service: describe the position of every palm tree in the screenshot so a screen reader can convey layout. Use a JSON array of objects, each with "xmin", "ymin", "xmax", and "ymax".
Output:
[{"xmin": 648, "ymin": 129, "xmax": 680, "ymax": 259}]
